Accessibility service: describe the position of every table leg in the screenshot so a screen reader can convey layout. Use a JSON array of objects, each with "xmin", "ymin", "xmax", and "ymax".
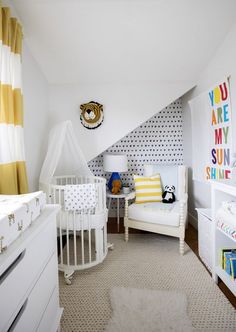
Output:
[
  {"xmin": 117, "ymin": 198, "xmax": 120, "ymax": 232},
  {"xmin": 108, "ymin": 197, "xmax": 111, "ymax": 210}
]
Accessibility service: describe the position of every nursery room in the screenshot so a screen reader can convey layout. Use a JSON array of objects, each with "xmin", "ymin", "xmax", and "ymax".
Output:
[{"xmin": 0, "ymin": 0, "xmax": 236, "ymax": 331}]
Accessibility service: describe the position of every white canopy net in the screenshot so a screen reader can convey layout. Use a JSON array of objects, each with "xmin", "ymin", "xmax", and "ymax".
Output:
[{"xmin": 39, "ymin": 121, "xmax": 93, "ymax": 187}]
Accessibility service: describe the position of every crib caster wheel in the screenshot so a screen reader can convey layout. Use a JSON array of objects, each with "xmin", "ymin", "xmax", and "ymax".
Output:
[
  {"xmin": 65, "ymin": 278, "xmax": 72, "ymax": 285},
  {"xmin": 108, "ymin": 242, "xmax": 114, "ymax": 250},
  {"xmin": 65, "ymin": 275, "xmax": 73, "ymax": 285},
  {"xmin": 64, "ymin": 271, "xmax": 74, "ymax": 285}
]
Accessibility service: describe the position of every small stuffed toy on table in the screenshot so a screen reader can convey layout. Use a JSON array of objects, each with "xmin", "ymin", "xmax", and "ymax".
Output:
[
  {"xmin": 111, "ymin": 179, "xmax": 122, "ymax": 194},
  {"xmin": 162, "ymin": 185, "xmax": 175, "ymax": 203},
  {"xmin": 108, "ymin": 172, "xmax": 122, "ymax": 194}
]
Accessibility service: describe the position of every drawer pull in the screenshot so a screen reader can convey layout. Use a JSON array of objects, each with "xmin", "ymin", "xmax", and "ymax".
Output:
[
  {"xmin": 0, "ymin": 249, "xmax": 26, "ymax": 285},
  {"xmin": 7, "ymin": 298, "xmax": 28, "ymax": 332}
]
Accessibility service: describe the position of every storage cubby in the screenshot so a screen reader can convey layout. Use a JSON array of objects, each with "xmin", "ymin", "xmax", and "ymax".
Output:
[{"xmin": 211, "ymin": 180, "xmax": 236, "ymax": 296}]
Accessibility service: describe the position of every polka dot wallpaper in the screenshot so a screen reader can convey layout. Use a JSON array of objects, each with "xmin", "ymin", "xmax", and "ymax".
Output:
[{"xmin": 88, "ymin": 98, "xmax": 183, "ymax": 215}]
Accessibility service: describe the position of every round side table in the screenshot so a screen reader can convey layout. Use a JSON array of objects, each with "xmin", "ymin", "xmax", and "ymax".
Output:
[{"xmin": 106, "ymin": 191, "xmax": 134, "ymax": 232}]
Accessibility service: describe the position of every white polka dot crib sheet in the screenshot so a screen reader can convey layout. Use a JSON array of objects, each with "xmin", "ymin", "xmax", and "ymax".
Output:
[{"xmin": 64, "ymin": 184, "xmax": 97, "ymax": 212}]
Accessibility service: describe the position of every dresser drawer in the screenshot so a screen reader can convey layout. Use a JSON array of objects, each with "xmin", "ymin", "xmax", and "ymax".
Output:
[
  {"xmin": 8, "ymin": 253, "xmax": 57, "ymax": 332},
  {"xmin": 37, "ymin": 286, "xmax": 62, "ymax": 332},
  {"xmin": 0, "ymin": 220, "xmax": 56, "ymax": 331}
]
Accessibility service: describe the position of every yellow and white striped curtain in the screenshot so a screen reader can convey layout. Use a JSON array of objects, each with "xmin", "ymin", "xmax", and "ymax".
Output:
[{"xmin": 0, "ymin": 3, "xmax": 28, "ymax": 194}]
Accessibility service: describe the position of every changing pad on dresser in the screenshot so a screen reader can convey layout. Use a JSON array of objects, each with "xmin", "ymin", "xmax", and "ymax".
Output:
[{"xmin": 0, "ymin": 191, "xmax": 46, "ymax": 252}]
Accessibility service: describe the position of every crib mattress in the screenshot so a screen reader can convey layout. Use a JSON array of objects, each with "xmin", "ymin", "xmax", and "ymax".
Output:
[
  {"xmin": 58, "ymin": 210, "xmax": 108, "ymax": 231},
  {"xmin": 0, "ymin": 191, "xmax": 46, "ymax": 252}
]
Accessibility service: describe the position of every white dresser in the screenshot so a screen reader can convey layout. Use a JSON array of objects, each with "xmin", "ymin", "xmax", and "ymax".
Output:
[{"xmin": 0, "ymin": 205, "xmax": 63, "ymax": 332}]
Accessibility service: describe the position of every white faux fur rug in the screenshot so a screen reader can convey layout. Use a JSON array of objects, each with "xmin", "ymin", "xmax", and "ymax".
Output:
[{"xmin": 105, "ymin": 287, "xmax": 193, "ymax": 332}]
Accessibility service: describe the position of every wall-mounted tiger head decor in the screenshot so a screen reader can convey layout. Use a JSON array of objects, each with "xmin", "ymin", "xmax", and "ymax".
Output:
[{"xmin": 80, "ymin": 101, "xmax": 104, "ymax": 129}]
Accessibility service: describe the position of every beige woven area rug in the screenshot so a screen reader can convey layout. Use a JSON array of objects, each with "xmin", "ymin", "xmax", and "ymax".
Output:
[{"xmin": 59, "ymin": 234, "xmax": 236, "ymax": 332}]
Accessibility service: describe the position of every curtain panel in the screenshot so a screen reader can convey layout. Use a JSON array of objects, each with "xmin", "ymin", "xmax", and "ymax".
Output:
[{"xmin": 0, "ymin": 3, "xmax": 28, "ymax": 194}]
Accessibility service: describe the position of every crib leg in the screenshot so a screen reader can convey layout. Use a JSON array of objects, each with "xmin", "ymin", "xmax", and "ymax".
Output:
[
  {"xmin": 179, "ymin": 237, "xmax": 185, "ymax": 255},
  {"xmin": 125, "ymin": 227, "xmax": 129, "ymax": 242},
  {"xmin": 64, "ymin": 270, "xmax": 74, "ymax": 285},
  {"xmin": 108, "ymin": 242, "xmax": 114, "ymax": 250}
]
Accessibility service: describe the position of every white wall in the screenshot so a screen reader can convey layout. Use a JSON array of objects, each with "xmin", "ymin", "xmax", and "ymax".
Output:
[
  {"xmin": 182, "ymin": 22, "xmax": 236, "ymax": 227},
  {"xmin": 22, "ymin": 45, "xmax": 50, "ymax": 191},
  {"xmin": 49, "ymin": 81, "xmax": 194, "ymax": 162}
]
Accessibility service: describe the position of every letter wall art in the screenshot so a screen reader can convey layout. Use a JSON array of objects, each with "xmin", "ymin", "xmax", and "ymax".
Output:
[
  {"xmin": 206, "ymin": 78, "xmax": 232, "ymax": 181},
  {"xmin": 189, "ymin": 77, "xmax": 233, "ymax": 182}
]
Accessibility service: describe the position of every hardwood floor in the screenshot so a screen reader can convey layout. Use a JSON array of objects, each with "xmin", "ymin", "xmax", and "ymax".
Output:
[{"xmin": 107, "ymin": 217, "xmax": 236, "ymax": 308}]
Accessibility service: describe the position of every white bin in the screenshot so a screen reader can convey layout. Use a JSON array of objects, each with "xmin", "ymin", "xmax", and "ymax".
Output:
[{"xmin": 196, "ymin": 208, "xmax": 213, "ymax": 272}]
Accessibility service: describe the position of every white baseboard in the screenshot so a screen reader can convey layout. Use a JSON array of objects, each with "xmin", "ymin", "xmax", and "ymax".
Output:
[{"xmin": 188, "ymin": 212, "xmax": 198, "ymax": 230}]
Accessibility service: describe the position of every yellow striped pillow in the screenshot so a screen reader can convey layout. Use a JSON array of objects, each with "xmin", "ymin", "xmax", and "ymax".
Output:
[{"xmin": 133, "ymin": 174, "xmax": 162, "ymax": 204}]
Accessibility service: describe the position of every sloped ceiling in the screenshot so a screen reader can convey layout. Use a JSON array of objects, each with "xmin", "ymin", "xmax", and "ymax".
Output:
[{"xmin": 11, "ymin": 0, "xmax": 236, "ymax": 85}]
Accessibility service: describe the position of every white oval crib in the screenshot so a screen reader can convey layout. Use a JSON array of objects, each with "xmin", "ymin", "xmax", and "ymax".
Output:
[{"xmin": 42, "ymin": 175, "xmax": 108, "ymax": 284}]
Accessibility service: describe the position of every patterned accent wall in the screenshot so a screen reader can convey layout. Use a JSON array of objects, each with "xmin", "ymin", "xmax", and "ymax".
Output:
[{"xmin": 88, "ymin": 99, "xmax": 183, "ymax": 215}]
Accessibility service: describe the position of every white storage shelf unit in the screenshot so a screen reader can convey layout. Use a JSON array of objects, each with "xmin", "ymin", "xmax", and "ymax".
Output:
[{"xmin": 211, "ymin": 180, "xmax": 236, "ymax": 297}]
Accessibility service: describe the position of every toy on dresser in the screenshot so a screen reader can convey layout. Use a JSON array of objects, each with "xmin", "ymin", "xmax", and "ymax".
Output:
[{"xmin": 0, "ymin": 191, "xmax": 46, "ymax": 253}]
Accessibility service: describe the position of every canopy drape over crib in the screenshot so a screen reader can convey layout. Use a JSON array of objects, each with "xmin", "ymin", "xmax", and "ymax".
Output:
[
  {"xmin": 0, "ymin": 3, "xmax": 28, "ymax": 194},
  {"xmin": 39, "ymin": 121, "xmax": 92, "ymax": 187}
]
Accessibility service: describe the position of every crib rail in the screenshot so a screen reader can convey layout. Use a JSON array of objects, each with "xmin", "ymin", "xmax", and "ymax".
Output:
[{"xmin": 48, "ymin": 176, "xmax": 106, "ymax": 213}]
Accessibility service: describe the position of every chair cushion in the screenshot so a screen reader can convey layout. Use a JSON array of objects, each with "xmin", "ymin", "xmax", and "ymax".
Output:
[
  {"xmin": 144, "ymin": 165, "xmax": 180, "ymax": 199},
  {"xmin": 133, "ymin": 174, "xmax": 162, "ymax": 204},
  {"xmin": 128, "ymin": 201, "xmax": 180, "ymax": 227}
]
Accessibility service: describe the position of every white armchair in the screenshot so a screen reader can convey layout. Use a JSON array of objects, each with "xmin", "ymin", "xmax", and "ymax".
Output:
[{"xmin": 124, "ymin": 165, "xmax": 188, "ymax": 255}]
